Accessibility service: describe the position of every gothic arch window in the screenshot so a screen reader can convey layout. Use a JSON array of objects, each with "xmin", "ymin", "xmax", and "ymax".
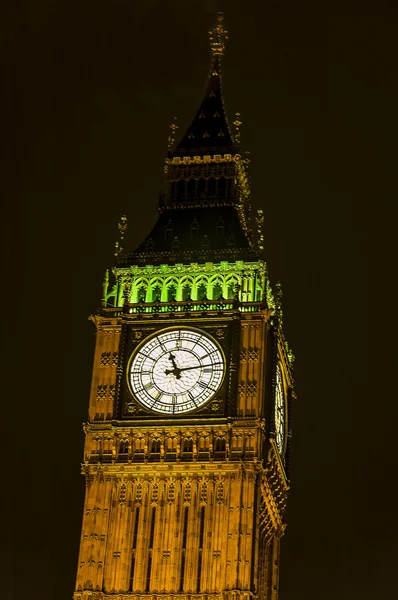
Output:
[
  {"xmin": 213, "ymin": 283, "xmax": 223, "ymax": 300},
  {"xmin": 151, "ymin": 285, "xmax": 162, "ymax": 302},
  {"xmin": 103, "ymin": 437, "xmax": 113, "ymax": 456},
  {"xmin": 167, "ymin": 285, "xmax": 177, "ymax": 301},
  {"xmin": 164, "ymin": 276, "xmax": 179, "ymax": 288},
  {"xmin": 231, "ymin": 435, "xmax": 241, "ymax": 452},
  {"xmin": 182, "ymin": 438, "xmax": 193, "ymax": 453},
  {"xmin": 166, "ymin": 437, "xmax": 177, "ymax": 461},
  {"xmin": 198, "ymin": 436, "xmax": 209, "ymax": 458},
  {"xmin": 137, "ymin": 286, "xmax": 147, "ymax": 302},
  {"xmin": 182, "ymin": 285, "xmax": 191, "ymax": 301},
  {"xmin": 209, "ymin": 275, "xmax": 224, "ymax": 300},
  {"xmin": 197, "ymin": 284, "xmax": 207, "ymax": 301},
  {"xmin": 119, "ymin": 440, "xmax": 129, "ymax": 454},
  {"xmin": 226, "ymin": 285, "xmax": 234, "ymax": 299},
  {"xmin": 134, "ymin": 438, "xmax": 145, "ymax": 462},
  {"xmin": 214, "ymin": 438, "xmax": 226, "ymax": 458},
  {"xmin": 150, "ymin": 439, "xmax": 161, "ymax": 461},
  {"xmin": 226, "ymin": 275, "xmax": 239, "ymax": 299}
]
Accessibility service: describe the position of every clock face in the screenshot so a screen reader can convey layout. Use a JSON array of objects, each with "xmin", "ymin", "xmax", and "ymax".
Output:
[
  {"xmin": 275, "ymin": 364, "xmax": 285, "ymax": 454},
  {"xmin": 128, "ymin": 328, "xmax": 225, "ymax": 414}
]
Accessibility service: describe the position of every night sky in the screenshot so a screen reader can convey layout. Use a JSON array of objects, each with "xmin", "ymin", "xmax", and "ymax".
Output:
[{"xmin": 2, "ymin": 1, "xmax": 398, "ymax": 599}]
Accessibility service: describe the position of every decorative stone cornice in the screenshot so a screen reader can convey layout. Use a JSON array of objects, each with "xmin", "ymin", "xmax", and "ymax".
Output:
[
  {"xmin": 114, "ymin": 259, "xmax": 266, "ymax": 278},
  {"xmin": 74, "ymin": 591, "xmax": 258, "ymax": 600}
]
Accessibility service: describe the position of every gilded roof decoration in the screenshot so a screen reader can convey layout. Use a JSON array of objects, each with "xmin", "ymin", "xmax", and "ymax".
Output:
[{"xmin": 209, "ymin": 12, "xmax": 229, "ymax": 57}]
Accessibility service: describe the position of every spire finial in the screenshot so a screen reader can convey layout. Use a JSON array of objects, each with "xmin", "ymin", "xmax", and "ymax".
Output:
[
  {"xmin": 114, "ymin": 214, "xmax": 128, "ymax": 256},
  {"xmin": 233, "ymin": 112, "xmax": 242, "ymax": 144},
  {"xmin": 256, "ymin": 209, "xmax": 265, "ymax": 251},
  {"xmin": 209, "ymin": 12, "xmax": 228, "ymax": 57},
  {"xmin": 167, "ymin": 117, "xmax": 179, "ymax": 151}
]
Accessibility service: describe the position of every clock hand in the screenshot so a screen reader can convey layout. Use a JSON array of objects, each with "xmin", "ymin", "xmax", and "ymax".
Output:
[
  {"xmin": 165, "ymin": 353, "xmax": 183, "ymax": 379},
  {"xmin": 168, "ymin": 353, "xmax": 178, "ymax": 370},
  {"xmin": 165, "ymin": 364, "xmax": 202, "ymax": 376},
  {"xmin": 175, "ymin": 364, "xmax": 203, "ymax": 373},
  {"xmin": 177, "ymin": 361, "xmax": 222, "ymax": 373},
  {"xmin": 165, "ymin": 367, "xmax": 180, "ymax": 376}
]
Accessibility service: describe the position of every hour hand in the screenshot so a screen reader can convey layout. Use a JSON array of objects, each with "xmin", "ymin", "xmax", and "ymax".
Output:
[
  {"xmin": 168, "ymin": 353, "xmax": 178, "ymax": 370},
  {"xmin": 165, "ymin": 368, "xmax": 182, "ymax": 379},
  {"xmin": 165, "ymin": 353, "xmax": 182, "ymax": 379}
]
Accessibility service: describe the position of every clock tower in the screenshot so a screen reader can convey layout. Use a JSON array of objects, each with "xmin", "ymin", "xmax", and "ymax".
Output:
[{"xmin": 74, "ymin": 14, "xmax": 295, "ymax": 600}]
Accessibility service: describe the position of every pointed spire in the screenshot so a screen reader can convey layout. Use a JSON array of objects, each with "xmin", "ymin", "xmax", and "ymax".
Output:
[
  {"xmin": 208, "ymin": 12, "xmax": 229, "ymax": 58},
  {"xmin": 172, "ymin": 13, "xmax": 235, "ymax": 156}
]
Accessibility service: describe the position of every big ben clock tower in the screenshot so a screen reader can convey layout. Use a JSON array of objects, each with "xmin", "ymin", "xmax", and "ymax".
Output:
[{"xmin": 74, "ymin": 14, "xmax": 295, "ymax": 600}]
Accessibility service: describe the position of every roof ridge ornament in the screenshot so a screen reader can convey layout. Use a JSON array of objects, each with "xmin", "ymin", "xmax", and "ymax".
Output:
[{"xmin": 209, "ymin": 12, "xmax": 228, "ymax": 58}]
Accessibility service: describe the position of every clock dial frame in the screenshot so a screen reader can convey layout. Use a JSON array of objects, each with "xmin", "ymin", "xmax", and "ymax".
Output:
[
  {"xmin": 275, "ymin": 363, "xmax": 286, "ymax": 454},
  {"xmin": 127, "ymin": 327, "xmax": 225, "ymax": 415}
]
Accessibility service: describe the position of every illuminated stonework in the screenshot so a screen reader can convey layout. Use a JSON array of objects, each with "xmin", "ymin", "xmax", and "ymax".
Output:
[{"xmin": 74, "ymin": 14, "xmax": 295, "ymax": 600}]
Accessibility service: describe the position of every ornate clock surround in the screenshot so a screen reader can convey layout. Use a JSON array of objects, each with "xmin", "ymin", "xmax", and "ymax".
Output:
[{"xmin": 113, "ymin": 314, "xmax": 240, "ymax": 420}]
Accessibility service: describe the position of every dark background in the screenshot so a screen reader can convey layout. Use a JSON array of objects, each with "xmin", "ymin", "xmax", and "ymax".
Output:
[{"xmin": 2, "ymin": 1, "xmax": 398, "ymax": 598}]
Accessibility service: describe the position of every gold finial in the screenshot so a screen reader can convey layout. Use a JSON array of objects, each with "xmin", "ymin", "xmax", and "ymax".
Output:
[
  {"xmin": 115, "ymin": 215, "xmax": 128, "ymax": 256},
  {"xmin": 209, "ymin": 12, "xmax": 228, "ymax": 57},
  {"xmin": 256, "ymin": 209, "xmax": 265, "ymax": 251},
  {"xmin": 233, "ymin": 112, "xmax": 242, "ymax": 144},
  {"xmin": 168, "ymin": 116, "xmax": 179, "ymax": 150},
  {"xmin": 118, "ymin": 215, "xmax": 128, "ymax": 241}
]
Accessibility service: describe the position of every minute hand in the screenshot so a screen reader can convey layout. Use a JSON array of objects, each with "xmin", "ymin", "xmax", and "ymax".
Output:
[{"xmin": 178, "ymin": 363, "xmax": 221, "ymax": 373}]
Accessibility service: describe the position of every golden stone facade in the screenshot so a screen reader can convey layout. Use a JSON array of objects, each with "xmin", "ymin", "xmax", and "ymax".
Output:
[
  {"xmin": 74, "ymin": 306, "xmax": 292, "ymax": 600},
  {"xmin": 73, "ymin": 14, "xmax": 294, "ymax": 600}
]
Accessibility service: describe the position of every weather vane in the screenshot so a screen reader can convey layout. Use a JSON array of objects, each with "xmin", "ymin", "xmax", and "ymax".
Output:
[
  {"xmin": 209, "ymin": 12, "xmax": 228, "ymax": 57},
  {"xmin": 167, "ymin": 116, "xmax": 179, "ymax": 151}
]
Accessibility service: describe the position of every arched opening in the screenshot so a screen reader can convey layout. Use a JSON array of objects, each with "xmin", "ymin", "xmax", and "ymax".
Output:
[
  {"xmin": 212, "ymin": 283, "xmax": 223, "ymax": 300},
  {"xmin": 197, "ymin": 284, "xmax": 207, "ymax": 300}
]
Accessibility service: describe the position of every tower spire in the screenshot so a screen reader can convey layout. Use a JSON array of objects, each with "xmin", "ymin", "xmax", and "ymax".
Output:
[
  {"xmin": 171, "ymin": 13, "xmax": 235, "ymax": 156},
  {"xmin": 208, "ymin": 12, "xmax": 228, "ymax": 58}
]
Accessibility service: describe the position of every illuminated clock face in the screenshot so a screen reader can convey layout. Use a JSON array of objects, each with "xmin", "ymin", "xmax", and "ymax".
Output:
[
  {"xmin": 128, "ymin": 328, "xmax": 225, "ymax": 414},
  {"xmin": 275, "ymin": 364, "xmax": 285, "ymax": 454}
]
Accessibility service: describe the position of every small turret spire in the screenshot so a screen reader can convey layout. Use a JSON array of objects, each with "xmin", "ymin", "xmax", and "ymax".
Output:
[
  {"xmin": 167, "ymin": 117, "xmax": 179, "ymax": 151},
  {"xmin": 209, "ymin": 13, "xmax": 228, "ymax": 58},
  {"xmin": 233, "ymin": 112, "xmax": 242, "ymax": 144},
  {"xmin": 114, "ymin": 214, "xmax": 128, "ymax": 256}
]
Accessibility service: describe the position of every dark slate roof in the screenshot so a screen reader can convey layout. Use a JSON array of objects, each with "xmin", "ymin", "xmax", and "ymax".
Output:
[
  {"xmin": 116, "ymin": 205, "xmax": 258, "ymax": 267},
  {"xmin": 172, "ymin": 56, "xmax": 237, "ymax": 156}
]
